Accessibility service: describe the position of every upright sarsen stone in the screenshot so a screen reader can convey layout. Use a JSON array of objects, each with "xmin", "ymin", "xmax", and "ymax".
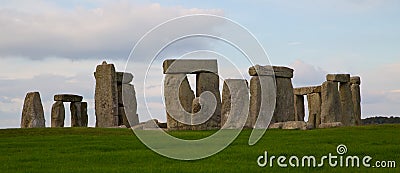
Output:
[
  {"xmin": 273, "ymin": 66, "xmax": 295, "ymax": 122},
  {"xmin": 351, "ymin": 81, "xmax": 361, "ymax": 125},
  {"xmin": 21, "ymin": 92, "xmax": 45, "ymax": 128},
  {"xmin": 196, "ymin": 72, "xmax": 221, "ymax": 129},
  {"xmin": 307, "ymin": 93, "xmax": 321, "ymax": 129},
  {"xmin": 221, "ymin": 79, "xmax": 249, "ymax": 129},
  {"xmin": 94, "ymin": 61, "xmax": 118, "ymax": 127},
  {"xmin": 51, "ymin": 101, "xmax": 65, "ymax": 127},
  {"xmin": 321, "ymin": 81, "xmax": 341, "ymax": 123},
  {"xmin": 339, "ymin": 82, "xmax": 355, "ymax": 126},
  {"xmin": 80, "ymin": 102, "xmax": 88, "ymax": 127},
  {"xmin": 164, "ymin": 74, "xmax": 195, "ymax": 130},
  {"xmin": 294, "ymin": 95, "xmax": 305, "ymax": 121},
  {"xmin": 121, "ymin": 83, "xmax": 139, "ymax": 127},
  {"xmin": 70, "ymin": 102, "xmax": 82, "ymax": 127}
]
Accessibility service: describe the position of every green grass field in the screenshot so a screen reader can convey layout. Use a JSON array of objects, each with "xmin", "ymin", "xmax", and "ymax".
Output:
[{"xmin": 0, "ymin": 125, "xmax": 399, "ymax": 172}]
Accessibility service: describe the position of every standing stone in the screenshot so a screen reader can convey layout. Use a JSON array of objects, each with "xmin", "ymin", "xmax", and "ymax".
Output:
[
  {"xmin": 51, "ymin": 101, "xmax": 65, "ymax": 127},
  {"xmin": 274, "ymin": 66, "xmax": 295, "ymax": 122},
  {"xmin": 94, "ymin": 61, "xmax": 118, "ymax": 127},
  {"xmin": 70, "ymin": 102, "xmax": 83, "ymax": 127},
  {"xmin": 339, "ymin": 82, "xmax": 355, "ymax": 126},
  {"xmin": 307, "ymin": 93, "xmax": 321, "ymax": 129},
  {"xmin": 221, "ymin": 79, "xmax": 249, "ymax": 129},
  {"xmin": 21, "ymin": 92, "xmax": 45, "ymax": 128},
  {"xmin": 116, "ymin": 72, "xmax": 133, "ymax": 84},
  {"xmin": 164, "ymin": 74, "xmax": 195, "ymax": 130},
  {"xmin": 321, "ymin": 81, "xmax": 341, "ymax": 123},
  {"xmin": 80, "ymin": 102, "xmax": 88, "ymax": 127},
  {"xmin": 294, "ymin": 95, "xmax": 305, "ymax": 121},
  {"xmin": 191, "ymin": 97, "xmax": 208, "ymax": 130},
  {"xmin": 122, "ymin": 84, "xmax": 139, "ymax": 127},
  {"xmin": 248, "ymin": 76, "xmax": 275, "ymax": 128},
  {"xmin": 351, "ymin": 83, "xmax": 362, "ymax": 125},
  {"xmin": 248, "ymin": 76, "xmax": 261, "ymax": 128},
  {"xmin": 196, "ymin": 72, "xmax": 221, "ymax": 129}
]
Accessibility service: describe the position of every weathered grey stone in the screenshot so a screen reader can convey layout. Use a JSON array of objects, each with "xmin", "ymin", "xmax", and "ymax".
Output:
[
  {"xmin": 248, "ymin": 76, "xmax": 276, "ymax": 128},
  {"xmin": 248, "ymin": 65, "xmax": 294, "ymax": 78},
  {"xmin": 121, "ymin": 84, "xmax": 139, "ymax": 127},
  {"xmin": 221, "ymin": 79, "xmax": 249, "ymax": 129},
  {"xmin": 163, "ymin": 59, "xmax": 218, "ymax": 74},
  {"xmin": 248, "ymin": 65, "xmax": 274, "ymax": 76},
  {"xmin": 21, "ymin": 92, "xmax": 45, "ymax": 128},
  {"xmin": 274, "ymin": 77, "xmax": 295, "ymax": 122},
  {"xmin": 131, "ymin": 119, "xmax": 160, "ymax": 130},
  {"xmin": 144, "ymin": 119, "xmax": 159, "ymax": 130},
  {"xmin": 51, "ymin": 101, "xmax": 65, "ymax": 127},
  {"xmin": 196, "ymin": 72, "xmax": 221, "ymax": 129},
  {"xmin": 351, "ymin": 84, "xmax": 362, "ymax": 125},
  {"xmin": 71, "ymin": 102, "xmax": 87, "ymax": 127},
  {"xmin": 294, "ymin": 95, "xmax": 305, "ymax": 121},
  {"xmin": 94, "ymin": 61, "xmax": 118, "ymax": 127},
  {"xmin": 117, "ymin": 84, "xmax": 123, "ymax": 107},
  {"xmin": 273, "ymin": 66, "xmax": 294, "ymax": 78},
  {"xmin": 116, "ymin": 72, "xmax": 133, "ymax": 84},
  {"xmin": 268, "ymin": 122, "xmax": 284, "ymax": 129},
  {"xmin": 321, "ymin": 81, "xmax": 341, "ymax": 123},
  {"xmin": 307, "ymin": 93, "xmax": 321, "ymax": 129},
  {"xmin": 318, "ymin": 122, "xmax": 343, "ymax": 128},
  {"xmin": 350, "ymin": 76, "xmax": 361, "ymax": 85},
  {"xmin": 326, "ymin": 74, "xmax": 350, "ymax": 82},
  {"xmin": 293, "ymin": 86, "xmax": 321, "ymax": 95},
  {"xmin": 54, "ymin": 94, "xmax": 83, "ymax": 102},
  {"xmin": 339, "ymin": 82, "xmax": 355, "ymax": 126},
  {"xmin": 164, "ymin": 74, "xmax": 194, "ymax": 130},
  {"xmin": 191, "ymin": 97, "xmax": 207, "ymax": 130},
  {"xmin": 80, "ymin": 102, "xmax": 88, "ymax": 127},
  {"xmin": 282, "ymin": 121, "xmax": 307, "ymax": 130},
  {"xmin": 119, "ymin": 107, "xmax": 139, "ymax": 128}
]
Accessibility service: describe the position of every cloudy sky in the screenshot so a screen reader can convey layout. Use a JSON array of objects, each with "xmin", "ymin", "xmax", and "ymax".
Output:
[{"xmin": 0, "ymin": 0, "xmax": 399, "ymax": 128}]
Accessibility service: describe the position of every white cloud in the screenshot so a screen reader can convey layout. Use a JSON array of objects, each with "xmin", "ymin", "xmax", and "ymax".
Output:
[
  {"xmin": 0, "ymin": 1, "xmax": 223, "ymax": 59},
  {"xmin": 290, "ymin": 60, "xmax": 327, "ymax": 87}
]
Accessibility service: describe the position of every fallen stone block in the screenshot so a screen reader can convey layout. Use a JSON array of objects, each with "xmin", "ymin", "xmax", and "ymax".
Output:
[
  {"xmin": 268, "ymin": 122, "xmax": 284, "ymax": 129},
  {"xmin": 282, "ymin": 121, "xmax": 307, "ymax": 130},
  {"xmin": 318, "ymin": 122, "xmax": 343, "ymax": 128}
]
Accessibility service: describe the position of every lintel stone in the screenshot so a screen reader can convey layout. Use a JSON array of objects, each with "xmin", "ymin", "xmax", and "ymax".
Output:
[
  {"xmin": 248, "ymin": 65, "xmax": 274, "ymax": 76},
  {"xmin": 163, "ymin": 59, "xmax": 218, "ymax": 74},
  {"xmin": 293, "ymin": 86, "xmax": 321, "ymax": 95},
  {"xmin": 54, "ymin": 94, "xmax": 83, "ymax": 102},
  {"xmin": 248, "ymin": 65, "xmax": 293, "ymax": 78},
  {"xmin": 116, "ymin": 72, "xmax": 133, "ymax": 84},
  {"xmin": 350, "ymin": 76, "xmax": 361, "ymax": 85},
  {"xmin": 326, "ymin": 74, "xmax": 350, "ymax": 82}
]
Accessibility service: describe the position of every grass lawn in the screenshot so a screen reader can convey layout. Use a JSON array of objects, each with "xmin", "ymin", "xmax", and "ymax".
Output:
[{"xmin": 0, "ymin": 124, "xmax": 399, "ymax": 172}]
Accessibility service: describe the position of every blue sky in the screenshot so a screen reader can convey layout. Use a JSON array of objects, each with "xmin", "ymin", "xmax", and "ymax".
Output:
[{"xmin": 0, "ymin": 0, "xmax": 399, "ymax": 128}]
